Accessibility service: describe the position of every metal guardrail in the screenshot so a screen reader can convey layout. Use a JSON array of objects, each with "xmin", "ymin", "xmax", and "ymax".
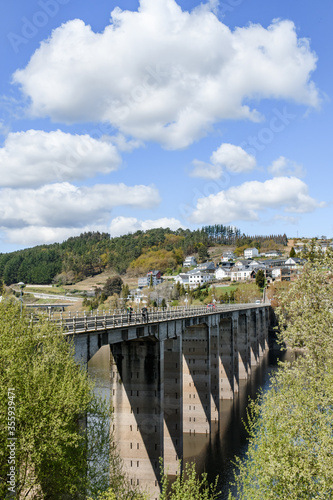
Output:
[{"xmin": 41, "ymin": 303, "xmax": 266, "ymax": 335}]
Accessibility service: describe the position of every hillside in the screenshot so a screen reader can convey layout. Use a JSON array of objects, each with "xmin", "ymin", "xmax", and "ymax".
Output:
[{"xmin": 0, "ymin": 225, "xmax": 288, "ymax": 286}]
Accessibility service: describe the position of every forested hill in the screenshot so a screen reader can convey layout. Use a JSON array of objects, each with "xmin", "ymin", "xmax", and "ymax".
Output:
[{"xmin": 0, "ymin": 226, "xmax": 287, "ymax": 285}]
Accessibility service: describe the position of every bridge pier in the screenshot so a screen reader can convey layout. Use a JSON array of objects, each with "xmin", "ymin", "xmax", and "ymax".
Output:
[
  {"xmin": 110, "ymin": 339, "xmax": 163, "ymax": 500},
  {"xmin": 79, "ymin": 305, "xmax": 271, "ymax": 499},
  {"xmin": 163, "ymin": 336, "xmax": 183, "ymax": 477}
]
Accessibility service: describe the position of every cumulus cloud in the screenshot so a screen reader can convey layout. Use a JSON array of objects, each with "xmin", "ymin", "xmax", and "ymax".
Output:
[
  {"xmin": 0, "ymin": 182, "xmax": 160, "ymax": 229},
  {"xmin": 109, "ymin": 216, "xmax": 183, "ymax": 236},
  {"xmin": 0, "ymin": 129, "xmax": 121, "ymax": 187},
  {"xmin": 189, "ymin": 176, "xmax": 324, "ymax": 223},
  {"xmin": 13, "ymin": 0, "xmax": 319, "ymax": 149},
  {"xmin": 3, "ymin": 225, "xmax": 108, "ymax": 246},
  {"xmin": 190, "ymin": 160, "xmax": 223, "ymax": 180},
  {"xmin": 210, "ymin": 143, "xmax": 256, "ymax": 173},
  {"xmin": 191, "ymin": 143, "xmax": 256, "ymax": 179},
  {"xmin": 268, "ymin": 156, "xmax": 306, "ymax": 177}
]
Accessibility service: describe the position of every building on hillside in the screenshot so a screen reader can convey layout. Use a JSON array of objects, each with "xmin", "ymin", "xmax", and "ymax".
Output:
[
  {"xmin": 320, "ymin": 241, "xmax": 333, "ymax": 253},
  {"xmin": 284, "ymin": 257, "xmax": 306, "ymax": 269},
  {"xmin": 248, "ymin": 260, "xmax": 262, "ymax": 269},
  {"xmin": 128, "ymin": 289, "xmax": 148, "ymax": 304},
  {"xmin": 244, "ymin": 248, "xmax": 259, "ymax": 259},
  {"xmin": 183, "ymin": 256, "xmax": 197, "ymax": 267},
  {"xmin": 187, "ymin": 268, "xmax": 214, "ymax": 288},
  {"xmin": 215, "ymin": 267, "xmax": 232, "ymax": 280},
  {"xmin": 230, "ymin": 265, "xmax": 253, "ymax": 281},
  {"xmin": 138, "ymin": 270, "xmax": 163, "ymax": 288},
  {"xmin": 174, "ymin": 273, "xmax": 190, "ymax": 287},
  {"xmin": 196, "ymin": 261, "xmax": 216, "ymax": 272},
  {"xmin": 221, "ymin": 251, "xmax": 235, "ymax": 262},
  {"xmin": 264, "ymin": 258, "xmax": 287, "ymax": 268},
  {"xmin": 263, "ymin": 250, "xmax": 283, "ymax": 258},
  {"xmin": 234, "ymin": 259, "xmax": 253, "ymax": 268}
]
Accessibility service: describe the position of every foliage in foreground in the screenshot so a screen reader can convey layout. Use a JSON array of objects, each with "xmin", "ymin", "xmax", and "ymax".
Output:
[
  {"xmin": 91, "ymin": 460, "xmax": 220, "ymax": 500},
  {"xmin": 229, "ymin": 250, "xmax": 333, "ymax": 499},
  {"xmin": 0, "ymin": 301, "xmax": 112, "ymax": 499},
  {"xmin": 160, "ymin": 461, "xmax": 220, "ymax": 500}
]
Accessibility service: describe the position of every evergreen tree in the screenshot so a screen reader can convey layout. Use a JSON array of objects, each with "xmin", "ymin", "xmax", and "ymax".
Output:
[
  {"xmin": 289, "ymin": 246, "xmax": 296, "ymax": 257},
  {"xmin": 103, "ymin": 276, "xmax": 123, "ymax": 297},
  {"xmin": 255, "ymin": 269, "xmax": 265, "ymax": 289}
]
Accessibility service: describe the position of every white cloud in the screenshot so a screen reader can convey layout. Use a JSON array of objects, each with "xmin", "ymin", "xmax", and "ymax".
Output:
[
  {"xmin": 210, "ymin": 143, "xmax": 256, "ymax": 173},
  {"xmin": 268, "ymin": 156, "xmax": 306, "ymax": 177},
  {"xmin": 0, "ymin": 129, "xmax": 121, "ymax": 187},
  {"xmin": 104, "ymin": 133, "xmax": 144, "ymax": 153},
  {"xmin": 0, "ymin": 182, "xmax": 160, "ymax": 229},
  {"xmin": 274, "ymin": 214, "xmax": 299, "ymax": 225},
  {"xmin": 190, "ymin": 160, "xmax": 223, "ymax": 180},
  {"xmin": 13, "ymin": 0, "xmax": 319, "ymax": 149},
  {"xmin": 109, "ymin": 216, "xmax": 184, "ymax": 236},
  {"xmin": 191, "ymin": 143, "xmax": 256, "ymax": 179},
  {"xmin": 189, "ymin": 176, "xmax": 324, "ymax": 224},
  {"xmin": 3, "ymin": 225, "xmax": 108, "ymax": 246}
]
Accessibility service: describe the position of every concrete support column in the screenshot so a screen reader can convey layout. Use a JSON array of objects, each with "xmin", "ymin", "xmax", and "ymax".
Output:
[
  {"xmin": 183, "ymin": 325, "xmax": 210, "ymax": 435},
  {"xmin": 256, "ymin": 310, "xmax": 264, "ymax": 357},
  {"xmin": 231, "ymin": 313, "xmax": 239, "ymax": 394},
  {"xmin": 249, "ymin": 310, "xmax": 259, "ymax": 367},
  {"xmin": 264, "ymin": 308, "xmax": 269, "ymax": 351},
  {"xmin": 163, "ymin": 336, "xmax": 183, "ymax": 476},
  {"xmin": 219, "ymin": 318, "xmax": 234, "ymax": 399},
  {"xmin": 209, "ymin": 322, "xmax": 219, "ymax": 425},
  {"xmin": 110, "ymin": 340, "xmax": 163, "ymax": 500},
  {"xmin": 238, "ymin": 313, "xmax": 250, "ymax": 380}
]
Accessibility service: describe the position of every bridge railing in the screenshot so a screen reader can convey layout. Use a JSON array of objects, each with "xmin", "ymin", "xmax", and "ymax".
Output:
[{"xmin": 46, "ymin": 303, "xmax": 265, "ymax": 335}]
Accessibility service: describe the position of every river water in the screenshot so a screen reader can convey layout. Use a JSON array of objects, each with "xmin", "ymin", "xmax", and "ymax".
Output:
[{"xmin": 88, "ymin": 346, "xmax": 287, "ymax": 499}]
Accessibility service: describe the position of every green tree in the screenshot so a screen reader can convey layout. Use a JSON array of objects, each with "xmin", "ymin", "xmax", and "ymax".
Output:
[
  {"xmin": 0, "ymin": 300, "xmax": 112, "ymax": 499},
  {"xmin": 229, "ymin": 249, "xmax": 333, "ymax": 499},
  {"xmin": 255, "ymin": 269, "xmax": 265, "ymax": 289},
  {"xmin": 198, "ymin": 244, "xmax": 209, "ymax": 262},
  {"xmin": 103, "ymin": 276, "xmax": 123, "ymax": 297},
  {"xmin": 160, "ymin": 461, "xmax": 219, "ymax": 500},
  {"xmin": 289, "ymin": 246, "xmax": 296, "ymax": 257},
  {"xmin": 122, "ymin": 283, "xmax": 130, "ymax": 300}
]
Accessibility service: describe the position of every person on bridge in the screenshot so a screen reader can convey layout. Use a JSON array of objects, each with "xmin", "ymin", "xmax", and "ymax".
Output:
[
  {"xmin": 127, "ymin": 305, "xmax": 133, "ymax": 322},
  {"xmin": 141, "ymin": 306, "xmax": 148, "ymax": 322}
]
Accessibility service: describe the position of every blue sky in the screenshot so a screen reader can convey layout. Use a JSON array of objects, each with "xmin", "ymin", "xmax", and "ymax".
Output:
[{"xmin": 0, "ymin": 0, "xmax": 332, "ymax": 253}]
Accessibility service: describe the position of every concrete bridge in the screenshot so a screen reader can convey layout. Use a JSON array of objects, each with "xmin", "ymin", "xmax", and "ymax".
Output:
[{"xmin": 66, "ymin": 304, "xmax": 271, "ymax": 499}]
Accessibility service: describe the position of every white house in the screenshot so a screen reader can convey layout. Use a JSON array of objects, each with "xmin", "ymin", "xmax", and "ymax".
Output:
[
  {"xmin": 244, "ymin": 248, "xmax": 259, "ymax": 259},
  {"xmin": 263, "ymin": 250, "xmax": 282, "ymax": 258},
  {"xmin": 187, "ymin": 269, "xmax": 214, "ymax": 288},
  {"xmin": 248, "ymin": 260, "xmax": 262, "ymax": 269},
  {"xmin": 222, "ymin": 251, "xmax": 235, "ymax": 262},
  {"xmin": 183, "ymin": 256, "xmax": 197, "ymax": 267},
  {"xmin": 284, "ymin": 257, "xmax": 306, "ymax": 269},
  {"xmin": 230, "ymin": 266, "xmax": 253, "ymax": 281},
  {"xmin": 174, "ymin": 273, "xmax": 190, "ymax": 287},
  {"xmin": 215, "ymin": 267, "xmax": 231, "ymax": 280}
]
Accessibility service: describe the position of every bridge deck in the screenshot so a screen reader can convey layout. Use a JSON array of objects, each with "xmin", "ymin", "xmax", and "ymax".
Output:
[{"xmin": 48, "ymin": 303, "xmax": 267, "ymax": 334}]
